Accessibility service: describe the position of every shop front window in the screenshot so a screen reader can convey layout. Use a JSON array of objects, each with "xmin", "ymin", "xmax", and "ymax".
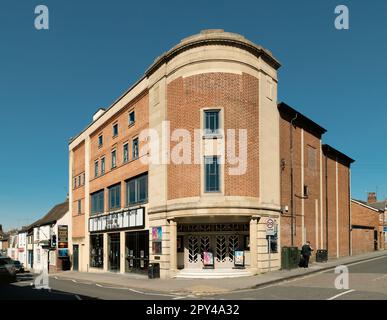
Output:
[{"xmin": 90, "ymin": 234, "xmax": 104, "ymax": 268}]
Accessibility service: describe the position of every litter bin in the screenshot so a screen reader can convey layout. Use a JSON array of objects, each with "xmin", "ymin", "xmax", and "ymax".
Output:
[
  {"xmin": 316, "ymin": 249, "xmax": 328, "ymax": 262},
  {"xmin": 148, "ymin": 263, "xmax": 160, "ymax": 279}
]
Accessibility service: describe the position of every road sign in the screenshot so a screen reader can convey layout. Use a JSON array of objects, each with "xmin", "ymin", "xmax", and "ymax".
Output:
[{"xmin": 266, "ymin": 218, "xmax": 275, "ymax": 236}]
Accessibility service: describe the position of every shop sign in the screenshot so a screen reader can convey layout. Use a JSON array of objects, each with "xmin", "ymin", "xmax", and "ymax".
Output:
[
  {"xmin": 58, "ymin": 225, "xmax": 68, "ymax": 248},
  {"xmin": 89, "ymin": 207, "xmax": 145, "ymax": 232}
]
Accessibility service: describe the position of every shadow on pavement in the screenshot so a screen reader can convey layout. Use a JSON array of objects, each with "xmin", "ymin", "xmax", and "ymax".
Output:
[{"xmin": 0, "ymin": 276, "xmax": 99, "ymax": 300}]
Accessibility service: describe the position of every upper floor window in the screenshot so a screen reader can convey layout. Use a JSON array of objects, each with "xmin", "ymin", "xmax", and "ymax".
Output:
[
  {"xmin": 77, "ymin": 176, "xmax": 81, "ymax": 187},
  {"xmin": 91, "ymin": 190, "xmax": 104, "ymax": 215},
  {"xmin": 98, "ymin": 135, "xmax": 103, "ymax": 148},
  {"xmin": 129, "ymin": 111, "xmax": 135, "ymax": 126},
  {"xmin": 77, "ymin": 200, "xmax": 82, "ymax": 214},
  {"xmin": 94, "ymin": 160, "xmax": 99, "ymax": 178},
  {"xmin": 113, "ymin": 123, "xmax": 118, "ymax": 137},
  {"xmin": 205, "ymin": 156, "xmax": 220, "ymax": 192},
  {"xmin": 126, "ymin": 174, "xmax": 148, "ymax": 206},
  {"xmin": 132, "ymin": 138, "xmax": 139, "ymax": 159},
  {"xmin": 101, "ymin": 157, "xmax": 105, "ymax": 175},
  {"xmin": 73, "ymin": 177, "xmax": 76, "ymax": 189},
  {"xmin": 108, "ymin": 183, "xmax": 121, "ymax": 210},
  {"xmin": 123, "ymin": 143, "xmax": 129, "ymax": 163},
  {"xmin": 204, "ymin": 110, "xmax": 220, "ymax": 135},
  {"xmin": 111, "ymin": 150, "xmax": 117, "ymax": 169}
]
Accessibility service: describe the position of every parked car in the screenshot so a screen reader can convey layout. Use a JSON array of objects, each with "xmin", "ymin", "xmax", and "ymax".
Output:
[
  {"xmin": 11, "ymin": 260, "xmax": 24, "ymax": 273},
  {"xmin": 0, "ymin": 257, "xmax": 16, "ymax": 284}
]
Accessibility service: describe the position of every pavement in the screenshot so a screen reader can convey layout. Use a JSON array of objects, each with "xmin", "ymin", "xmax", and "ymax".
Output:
[{"xmin": 49, "ymin": 250, "xmax": 387, "ymax": 295}]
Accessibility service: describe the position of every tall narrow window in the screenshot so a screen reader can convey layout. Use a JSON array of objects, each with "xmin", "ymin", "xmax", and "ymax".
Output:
[
  {"xmin": 123, "ymin": 143, "xmax": 129, "ymax": 163},
  {"xmin": 204, "ymin": 110, "xmax": 220, "ymax": 135},
  {"xmin": 94, "ymin": 160, "xmax": 99, "ymax": 178},
  {"xmin": 129, "ymin": 111, "xmax": 135, "ymax": 126},
  {"xmin": 205, "ymin": 156, "xmax": 220, "ymax": 192},
  {"xmin": 101, "ymin": 157, "xmax": 105, "ymax": 175},
  {"xmin": 98, "ymin": 135, "xmax": 103, "ymax": 148},
  {"xmin": 108, "ymin": 183, "xmax": 121, "ymax": 210},
  {"xmin": 113, "ymin": 123, "xmax": 118, "ymax": 137},
  {"xmin": 126, "ymin": 174, "xmax": 148, "ymax": 206},
  {"xmin": 132, "ymin": 138, "xmax": 139, "ymax": 159},
  {"xmin": 77, "ymin": 200, "xmax": 82, "ymax": 214},
  {"xmin": 111, "ymin": 150, "xmax": 117, "ymax": 168},
  {"xmin": 91, "ymin": 190, "xmax": 104, "ymax": 215}
]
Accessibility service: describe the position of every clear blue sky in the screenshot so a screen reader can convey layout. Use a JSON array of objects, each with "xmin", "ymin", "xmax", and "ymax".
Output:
[{"xmin": 0, "ymin": 0, "xmax": 386, "ymax": 231}]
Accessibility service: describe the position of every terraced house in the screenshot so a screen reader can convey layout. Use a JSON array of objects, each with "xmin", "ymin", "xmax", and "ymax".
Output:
[{"xmin": 68, "ymin": 30, "xmax": 355, "ymax": 279}]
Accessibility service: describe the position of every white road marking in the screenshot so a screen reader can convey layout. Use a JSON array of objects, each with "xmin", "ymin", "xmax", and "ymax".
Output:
[
  {"xmin": 72, "ymin": 279, "xmax": 77, "ymax": 283},
  {"xmin": 372, "ymin": 274, "xmax": 387, "ymax": 281},
  {"xmin": 75, "ymin": 294, "xmax": 82, "ymax": 300},
  {"xmin": 327, "ymin": 289, "xmax": 355, "ymax": 300},
  {"xmin": 95, "ymin": 283, "xmax": 103, "ymax": 287}
]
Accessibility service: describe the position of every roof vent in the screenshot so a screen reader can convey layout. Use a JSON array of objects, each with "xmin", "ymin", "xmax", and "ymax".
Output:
[{"xmin": 93, "ymin": 108, "xmax": 105, "ymax": 122}]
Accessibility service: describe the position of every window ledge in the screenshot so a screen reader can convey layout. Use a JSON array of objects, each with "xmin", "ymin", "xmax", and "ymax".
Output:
[{"xmin": 203, "ymin": 134, "xmax": 223, "ymax": 140}]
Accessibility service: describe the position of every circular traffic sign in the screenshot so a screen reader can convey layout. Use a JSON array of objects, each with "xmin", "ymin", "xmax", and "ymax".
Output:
[{"xmin": 266, "ymin": 218, "xmax": 274, "ymax": 229}]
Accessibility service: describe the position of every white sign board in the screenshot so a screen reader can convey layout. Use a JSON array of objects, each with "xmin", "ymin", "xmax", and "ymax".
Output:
[
  {"xmin": 266, "ymin": 218, "xmax": 276, "ymax": 236},
  {"xmin": 89, "ymin": 207, "xmax": 145, "ymax": 232}
]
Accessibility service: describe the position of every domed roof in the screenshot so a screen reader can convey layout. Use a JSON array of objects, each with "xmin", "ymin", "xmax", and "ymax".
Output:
[{"xmin": 146, "ymin": 29, "xmax": 281, "ymax": 76}]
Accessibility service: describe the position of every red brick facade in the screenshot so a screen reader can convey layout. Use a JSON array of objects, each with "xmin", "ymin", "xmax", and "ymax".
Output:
[{"xmin": 167, "ymin": 72, "xmax": 260, "ymax": 200}]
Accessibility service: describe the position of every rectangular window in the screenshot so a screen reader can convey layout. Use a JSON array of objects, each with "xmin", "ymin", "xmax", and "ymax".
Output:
[
  {"xmin": 204, "ymin": 110, "xmax": 220, "ymax": 135},
  {"xmin": 77, "ymin": 176, "xmax": 81, "ymax": 187},
  {"xmin": 113, "ymin": 123, "xmax": 118, "ymax": 137},
  {"xmin": 123, "ymin": 143, "xmax": 129, "ymax": 163},
  {"xmin": 129, "ymin": 111, "xmax": 135, "ymax": 126},
  {"xmin": 132, "ymin": 138, "xmax": 139, "ymax": 159},
  {"xmin": 205, "ymin": 156, "xmax": 220, "ymax": 192},
  {"xmin": 77, "ymin": 200, "xmax": 82, "ymax": 214},
  {"xmin": 98, "ymin": 135, "xmax": 103, "ymax": 148},
  {"xmin": 91, "ymin": 190, "xmax": 104, "ymax": 215},
  {"xmin": 94, "ymin": 160, "xmax": 99, "ymax": 178},
  {"xmin": 126, "ymin": 174, "xmax": 148, "ymax": 206},
  {"xmin": 101, "ymin": 157, "xmax": 105, "ymax": 175},
  {"xmin": 73, "ymin": 178, "xmax": 76, "ymax": 189},
  {"xmin": 111, "ymin": 150, "xmax": 117, "ymax": 168},
  {"xmin": 108, "ymin": 183, "xmax": 121, "ymax": 210},
  {"xmin": 90, "ymin": 234, "xmax": 103, "ymax": 268}
]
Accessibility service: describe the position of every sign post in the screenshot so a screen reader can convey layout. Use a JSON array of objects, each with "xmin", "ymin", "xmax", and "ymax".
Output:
[{"xmin": 266, "ymin": 218, "xmax": 275, "ymax": 272}]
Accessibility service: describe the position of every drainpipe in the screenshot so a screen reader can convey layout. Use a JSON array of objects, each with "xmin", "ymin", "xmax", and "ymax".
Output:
[{"xmin": 290, "ymin": 114, "xmax": 298, "ymax": 247}]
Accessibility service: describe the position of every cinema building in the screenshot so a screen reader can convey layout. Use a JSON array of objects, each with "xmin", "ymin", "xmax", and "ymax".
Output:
[{"xmin": 69, "ymin": 30, "xmax": 354, "ymax": 278}]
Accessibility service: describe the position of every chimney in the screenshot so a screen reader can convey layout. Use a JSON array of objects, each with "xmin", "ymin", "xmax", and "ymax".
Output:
[
  {"xmin": 92, "ymin": 108, "xmax": 105, "ymax": 122},
  {"xmin": 367, "ymin": 192, "xmax": 377, "ymax": 204}
]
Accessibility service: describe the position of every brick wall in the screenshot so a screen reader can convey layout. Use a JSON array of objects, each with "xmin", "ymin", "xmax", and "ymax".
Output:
[
  {"xmin": 167, "ymin": 72, "xmax": 259, "ymax": 200},
  {"xmin": 351, "ymin": 200, "xmax": 379, "ymax": 255}
]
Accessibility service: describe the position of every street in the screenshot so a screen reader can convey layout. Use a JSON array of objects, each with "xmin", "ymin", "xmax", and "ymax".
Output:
[{"xmin": 1, "ymin": 256, "xmax": 386, "ymax": 300}]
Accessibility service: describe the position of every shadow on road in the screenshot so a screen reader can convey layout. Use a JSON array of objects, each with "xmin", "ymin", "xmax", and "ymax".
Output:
[{"xmin": 0, "ymin": 276, "xmax": 99, "ymax": 300}]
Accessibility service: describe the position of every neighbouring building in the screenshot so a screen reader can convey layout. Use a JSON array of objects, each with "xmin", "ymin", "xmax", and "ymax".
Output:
[
  {"xmin": 7, "ymin": 232, "xmax": 18, "ymax": 260},
  {"xmin": 364, "ymin": 193, "xmax": 387, "ymax": 250},
  {"xmin": 17, "ymin": 228, "xmax": 28, "ymax": 269},
  {"xmin": 350, "ymin": 199, "xmax": 380, "ymax": 255},
  {"xmin": 68, "ymin": 29, "xmax": 356, "ymax": 278},
  {"xmin": 32, "ymin": 200, "xmax": 70, "ymax": 273},
  {"xmin": 279, "ymin": 103, "xmax": 354, "ymax": 260}
]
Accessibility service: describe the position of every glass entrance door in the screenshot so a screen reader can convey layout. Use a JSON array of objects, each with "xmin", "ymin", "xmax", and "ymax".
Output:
[
  {"xmin": 108, "ymin": 233, "xmax": 120, "ymax": 272},
  {"xmin": 125, "ymin": 231, "xmax": 149, "ymax": 274}
]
